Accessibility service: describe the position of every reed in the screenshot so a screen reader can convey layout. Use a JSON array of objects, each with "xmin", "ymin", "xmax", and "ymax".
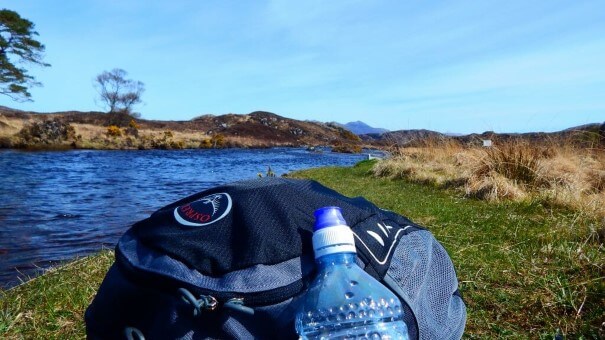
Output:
[{"xmin": 373, "ymin": 140, "xmax": 605, "ymax": 218}]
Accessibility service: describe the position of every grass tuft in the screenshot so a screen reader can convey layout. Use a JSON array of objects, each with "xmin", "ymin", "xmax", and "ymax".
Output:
[
  {"xmin": 373, "ymin": 141, "xmax": 605, "ymax": 218},
  {"xmin": 0, "ymin": 251, "xmax": 114, "ymax": 339}
]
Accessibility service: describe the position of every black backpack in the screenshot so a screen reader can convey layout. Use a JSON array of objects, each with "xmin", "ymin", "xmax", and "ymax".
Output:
[{"xmin": 85, "ymin": 178, "xmax": 466, "ymax": 339}]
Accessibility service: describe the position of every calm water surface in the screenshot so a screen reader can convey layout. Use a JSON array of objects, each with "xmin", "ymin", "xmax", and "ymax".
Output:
[{"xmin": 0, "ymin": 148, "xmax": 365, "ymax": 288}]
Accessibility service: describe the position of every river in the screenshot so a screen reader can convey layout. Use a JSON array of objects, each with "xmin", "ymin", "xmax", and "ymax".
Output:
[{"xmin": 0, "ymin": 148, "xmax": 367, "ymax": 288}]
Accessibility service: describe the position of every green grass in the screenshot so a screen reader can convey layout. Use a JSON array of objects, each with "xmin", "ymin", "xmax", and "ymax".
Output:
[
  {"xmin": 1, "ymin": 160, "xmax": 603, "ymax": 338},
  {"xmin": 0, "ymin": 251, "xmax": 114, "ymax": 339},
  {"xmin": 290, "ymin": 160, "xmax": 604, "ymax": 339}
]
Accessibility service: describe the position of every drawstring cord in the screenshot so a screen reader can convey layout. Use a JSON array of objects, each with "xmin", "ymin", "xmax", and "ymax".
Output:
[
  {"xmin": 121, "ymin": 290, "xmax": 255, "ymax": 338},
  {"xmin": 178, "ymin": 288, "xmax": 218, "ymax": 316},
  {"xmin": 178, "ymin": 288, "xmax": 255, "ymax": 316},
  {"xmin": 124, "ymin": 327, "xmax": 145, "ymax": 340},
  {"xmin": 224, "ymin": 298, "xmax": 255, "ymax": 316}
]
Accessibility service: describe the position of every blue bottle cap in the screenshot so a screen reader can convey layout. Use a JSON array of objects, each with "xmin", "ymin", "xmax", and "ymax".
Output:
[{"xmin": 313, "ymin": 206, "xmax": 348, "ymax": 231}]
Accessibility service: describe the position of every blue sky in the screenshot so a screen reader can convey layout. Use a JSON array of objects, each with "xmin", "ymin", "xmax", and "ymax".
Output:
[{"xmin": 1, "ymin": 0, "xmax": 604, "ymax": 134}]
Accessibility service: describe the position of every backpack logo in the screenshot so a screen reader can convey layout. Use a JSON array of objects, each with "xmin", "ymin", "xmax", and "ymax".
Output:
[
  {"xmin": 353, "ymin": 222, "xmax": 410, "ymax": 265},
  {"xmin": 174, "ymin": 193, "xmax": 232, "ymax": 227}
]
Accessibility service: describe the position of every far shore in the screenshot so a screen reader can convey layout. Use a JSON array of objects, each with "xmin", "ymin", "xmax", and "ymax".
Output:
[
  {"xmin": 0, "ymin": 109, "xmax": 367, "ymax": 153},
  {"xmin": 0, "ymin": 142, "xmax": 369, "ymax": 154}
]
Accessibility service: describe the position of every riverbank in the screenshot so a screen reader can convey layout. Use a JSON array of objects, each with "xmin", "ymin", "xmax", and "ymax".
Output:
[
  {"xmin": 1, "ymin": 161, "xmax": 603, "ymax": 338},
  {"xmin": 0, "ymin": 251, "xmax": 114, "ymax": 337},
  {"xmin": 0, "ymin": 109, "xmax": 365, "ymax": 152}
]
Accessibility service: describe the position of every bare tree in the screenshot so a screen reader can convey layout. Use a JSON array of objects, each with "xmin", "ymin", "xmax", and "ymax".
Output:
[{"xmin": 94, "ymin": 68, "xmax": 144, "ymax": 114}]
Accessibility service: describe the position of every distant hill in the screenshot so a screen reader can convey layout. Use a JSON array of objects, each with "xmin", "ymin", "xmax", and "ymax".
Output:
[
  {"xmin": 454, "ymin": 123, "xmax": 605, "ymax": 145},
  {"xmin": 2, "ymin": 105, "xmax": 602, "ymax": 149},
  {"xmin": 360, "ymin": 129, "xmax": 445, "ymax": 146},
  {"xmin": 0, "ymin": 107, "xmax": 363, "ymax": 151},
  {"xmin": 186, "ymin": 110, "xmax": 362, "ymax": 147},
  {"xmin": 362, "ymin": 122, "xmax": 605, "ymax": 147},
  {"xmin": 563, "ymin": 123, "xmax": 604, "ymax": 133},
  {"xmin": 338, "ymin": 121, "xmax": 389, "ymax": 135}
]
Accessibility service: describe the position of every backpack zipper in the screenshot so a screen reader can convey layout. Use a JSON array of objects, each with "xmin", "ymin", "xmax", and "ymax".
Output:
[{"xmin": 116, "ymin": 247, "xmax": 312, "ymax": 307}]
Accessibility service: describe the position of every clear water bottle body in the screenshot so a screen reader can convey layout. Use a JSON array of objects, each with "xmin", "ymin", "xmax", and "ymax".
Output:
[{"xmin": 295, "ymin": 207, "xmax": 409, "ymax": 340}]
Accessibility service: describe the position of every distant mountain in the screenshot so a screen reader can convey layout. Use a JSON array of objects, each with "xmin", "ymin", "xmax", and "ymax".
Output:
[
  {"xmin": 338, "ymin": 121, "xmax": 389, "ymax": 135},
  {"xmin": 363, "ymin": 122, "xmax": 605, "ymax": 147},
  {"xmin": 360, "ymin": 129, "xmax": 446, "ymax": 146}
]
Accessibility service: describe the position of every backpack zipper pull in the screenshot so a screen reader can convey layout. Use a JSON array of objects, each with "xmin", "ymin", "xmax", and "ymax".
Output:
[{"xmin": 224, "ymin": 298, "xmax": 255, "ymax": 316}]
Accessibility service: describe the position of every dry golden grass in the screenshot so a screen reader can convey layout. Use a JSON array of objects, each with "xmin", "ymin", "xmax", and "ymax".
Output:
[
  {"xmin": 0, "ymin": 115, "xmax": 28, "ymax": 135},
  {"xmin": 71, "ymin": 124, "xmax": 207, "ymax": 146},
  {"xmin": 70, "ymin": 123, "xmax": 105, "ymax": 140},
  {"xmin": 1, "ymin": 118, "xmax": 218, "ymax": 150},
  {"xmin": 225, "ymin": 135, "xmax": 296, "ymax": 148},
  {"xmin": 0, "ymin": 113, "xmax": 217, "ymax": 150},
  {"xmin": 373, "ymin": 140, "xmax": 605, "ymax": 218},
  {"xmin": 374, "ymin": 141, "xmax": 463, "ymax": 185}
]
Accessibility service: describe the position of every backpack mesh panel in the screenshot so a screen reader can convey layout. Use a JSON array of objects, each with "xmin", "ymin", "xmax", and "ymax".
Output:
[{"xmin": 386, "ymin": 230, "xmax": 466, "ymax": 340}]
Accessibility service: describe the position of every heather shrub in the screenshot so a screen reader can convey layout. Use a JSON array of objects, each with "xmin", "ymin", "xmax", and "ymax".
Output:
[{"xmin": 18, "ymin": 119, "xmax": 77, "ymax": 145}]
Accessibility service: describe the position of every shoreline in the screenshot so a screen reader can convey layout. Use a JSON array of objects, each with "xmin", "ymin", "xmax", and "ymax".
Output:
[
  {"xmin": 0, "ymin": 143, "xmax": 370, "ymax": 154},
  {"xmin": 0, "ymin": 109, "xmax": 367, "ymax": 153}
]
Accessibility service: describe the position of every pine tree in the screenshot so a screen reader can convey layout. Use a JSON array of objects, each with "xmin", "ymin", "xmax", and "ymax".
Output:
[{"xmin": 0, "ymin": 9, "xmax": 50, "ymax": 101}]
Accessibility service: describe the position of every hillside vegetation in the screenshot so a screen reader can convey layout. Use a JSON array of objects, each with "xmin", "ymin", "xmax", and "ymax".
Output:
[
  {"xmin": 0, "ymin": 107, "xmax": 362, "ymax": 152},
  {"xmin": 3, "ymin": 105, "xmax": 603, "ymax": 152},
  {"xmin": 363, "ymin": 123, "xmax": 605, "ymax": 149}
]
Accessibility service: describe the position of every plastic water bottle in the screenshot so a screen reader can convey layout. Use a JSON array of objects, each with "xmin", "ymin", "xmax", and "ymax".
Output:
[{"xmin": 295, "ymin": 206, "xmax": 409, "ymax": 340}]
